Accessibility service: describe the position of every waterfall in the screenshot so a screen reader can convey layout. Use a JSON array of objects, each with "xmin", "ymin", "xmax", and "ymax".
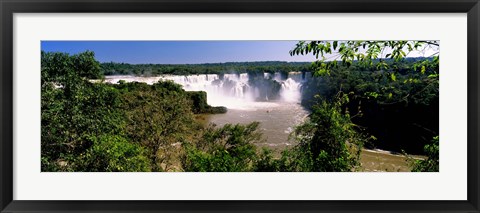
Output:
[
  {"xmin": 105, "ymin": 72, "xmax": 309, "ymax": 110},
  {"xmin": 281, "ymin": 78, "xmax": 302, "ymax": 102}
]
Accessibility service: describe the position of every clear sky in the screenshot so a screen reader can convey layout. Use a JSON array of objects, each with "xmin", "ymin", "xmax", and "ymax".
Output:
[{"xmin": 41, "ymin": 41, "xmax": 318, "ymax": 64}]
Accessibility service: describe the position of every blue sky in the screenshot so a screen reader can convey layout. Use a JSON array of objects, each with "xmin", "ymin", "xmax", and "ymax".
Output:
[{"xmin": 41, "ymin": 41, "xmax": 318, "ymax": 64}]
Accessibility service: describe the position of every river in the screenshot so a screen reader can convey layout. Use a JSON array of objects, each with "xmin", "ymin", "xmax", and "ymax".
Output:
[{"xmin": 105, "ymin": 72, "xmax": 414, "ymax": 172}]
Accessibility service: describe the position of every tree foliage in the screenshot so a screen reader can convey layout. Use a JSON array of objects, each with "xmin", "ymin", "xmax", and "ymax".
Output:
[
  {"xmin": 182, "ymin": 122, "xmax": 263, "ymax": 172},
  {"xmin": 411, "ymin": 136, "xmax": 439, "ymax": 172},
  {"xmin": 42, "ymin": 51, "xmax": 256, "ymax": 172},
  {"xmin": 290, "ymin": 41, "xmax": 439, "ymax": 77},
  {"xmin": 82, "ymin": 135, "xmax": 151, "ymax": 172},
  {"xmin": 41, "ymin": 51, "xmax": 125, "ymax": 171},
  {"xmin": 292, "ymin": 41, "xmax": 439, "ymax": 156},
  {"xmin": 120, "ymin": 81, "xmax": 196, "ymax": 171},
  {"xmin": 101, "ymin": 61, "xmax": 312, "ymax": 76}
]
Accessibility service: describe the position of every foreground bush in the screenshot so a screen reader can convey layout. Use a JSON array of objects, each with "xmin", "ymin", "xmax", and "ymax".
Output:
[
  {"xmin": 411, "ymin": 136, "xmax": 439, "ymax": 172},
  {"xmin": 182, "ymin": 122, "xmax": 263, "ymax": 172},
  {"xmin": 82, "ymin": 135, "xmax": 151, "ymax": 172}
]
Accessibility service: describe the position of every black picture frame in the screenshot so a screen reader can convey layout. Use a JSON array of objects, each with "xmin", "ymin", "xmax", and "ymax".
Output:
[{"xmin": 1, "ymin": 0, "xmax": 479, "ymax": 212}]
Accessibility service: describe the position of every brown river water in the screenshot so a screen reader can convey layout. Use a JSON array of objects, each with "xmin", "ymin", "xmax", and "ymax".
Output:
[
  {"xmin": 106, "ymin": 74, "xmax": 419, "ymax": 172},
  {"xmin": 201, "ymin": 101, "xmax": 415, "ymax": 172}
]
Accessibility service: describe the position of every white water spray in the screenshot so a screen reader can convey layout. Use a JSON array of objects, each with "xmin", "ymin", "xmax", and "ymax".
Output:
[{"xmin": 104, "ymin": 72, "xmax": 309, "ymax": 110}]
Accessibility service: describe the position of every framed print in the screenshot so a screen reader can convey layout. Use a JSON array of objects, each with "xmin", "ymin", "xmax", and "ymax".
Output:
[{"xmin": 1, "ymin": 0, "xmax": 479, "ymax": 212}]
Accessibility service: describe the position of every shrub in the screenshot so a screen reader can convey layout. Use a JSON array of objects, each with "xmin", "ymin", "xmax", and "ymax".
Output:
[
  {"xmin": 182, "ymin": 122, "xmax": 263, "ymax": 172},
  {"xmin": 411, "ymin": 136, "xmax": 439, "ymax": 172},
  {"xmin": 81, "ymin": 135, "xmax": 151, "ymax": 172}
]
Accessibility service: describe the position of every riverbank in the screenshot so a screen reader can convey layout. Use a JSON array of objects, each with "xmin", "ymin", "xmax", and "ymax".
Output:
[{"xmin": 359, "ymin": 149, "xmax": 425, "ymax": 172}]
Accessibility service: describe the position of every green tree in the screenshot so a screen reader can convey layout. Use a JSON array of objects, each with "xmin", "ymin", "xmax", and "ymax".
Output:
[
  {"xmin": 290, "ymin": 41, "xmax": 439, "ymax": 101},
  {"xmin": 42, "ymin": 51, "xmax": 134, "ymax": 171},
  {"xmin": 290, "ymin": 40, "xmax": 439, "ymax": 158},
  {"xmin": 411, "ymin": 136, "xmax": 439, "ymax": 172},
  {"xmin": 182, "ymin": 122, "xmax": 263, "ymax": 172},
  {"xmin": 290, "ymin": 41, "xmax": 439, "ymax": 77},
  {"xmin": 121, "ymin": 80, "xmax": 196, "ymax": 172},
  {"xmin": 82, "ymin": 135, "xmax": 151, "ymax": 172}
]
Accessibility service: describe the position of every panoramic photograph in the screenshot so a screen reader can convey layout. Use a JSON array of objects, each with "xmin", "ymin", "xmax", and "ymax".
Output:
[{"xmin": 41, "ymin": 40, "xmax": 439, "ymax": 172}]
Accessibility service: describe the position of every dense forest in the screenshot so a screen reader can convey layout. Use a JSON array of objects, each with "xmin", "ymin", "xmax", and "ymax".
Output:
[
  {"xmin": 101, "ymin": 61, "xmax": 312, "ymax": 76},
  {"xmin": 299, "ymin": 57, "xmax": 439, "ymax": 154},
  {"xmin": 41, "ymin": 41, "xmax": 439, "ymax": 172}
]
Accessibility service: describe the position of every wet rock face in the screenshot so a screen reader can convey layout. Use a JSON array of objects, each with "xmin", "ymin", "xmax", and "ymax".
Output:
[{"xmin": 247, "ymin": 77, "xmax": 282, "ymax": 101}]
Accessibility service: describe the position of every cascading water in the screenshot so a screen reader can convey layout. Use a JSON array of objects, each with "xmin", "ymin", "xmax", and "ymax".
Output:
[
  {"xmin": 105, "ymin": 72, "xmax": 309, "ymax": 110},
  {"xmin": 104, "ymin": 72, "xmax": 312, "ymax": 146},
  {"xmin": 281, "ymin": 78, "xmax": 302, "ymax": 103}
]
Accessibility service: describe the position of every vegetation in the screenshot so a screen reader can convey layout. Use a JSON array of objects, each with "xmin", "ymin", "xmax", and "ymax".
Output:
[
  {"xmin": 42, "ymin": 40, "xmax": 439, "ymax": 172},
  {"xmin": 410, "ymin": 136, "xmax": 439, "ymax": 172},
  {"xmin": 101, "ymin": 61, "xmax": 312, "ymax": 76},
  {"xmin": 41, "ymin": 51, "xmax": 129, "ymax": 171},
  {"xmin": 182, "ymin": 122, "xmax": 263, "ymax": 172},
  {"xmin": 41, "ymin": 51, "xmax": 257, "ymax": 172},
  {"xmin": 188, "ymin": 91, "xmax": 227, "ymax": 113},
  {"xmin": 118, "ymin": 81, "xmax": 196, "ymax": 171},
  {"xmin": 290, "ymin": 41, "xmax": 439, "ymax": 78},
  {"xmin": 291, "ymin": 41, "xmax": 439, "ymax": 171},
  {"xmin": 299, "ymin": 58, "xmax": 438, "ymax": 154}
]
